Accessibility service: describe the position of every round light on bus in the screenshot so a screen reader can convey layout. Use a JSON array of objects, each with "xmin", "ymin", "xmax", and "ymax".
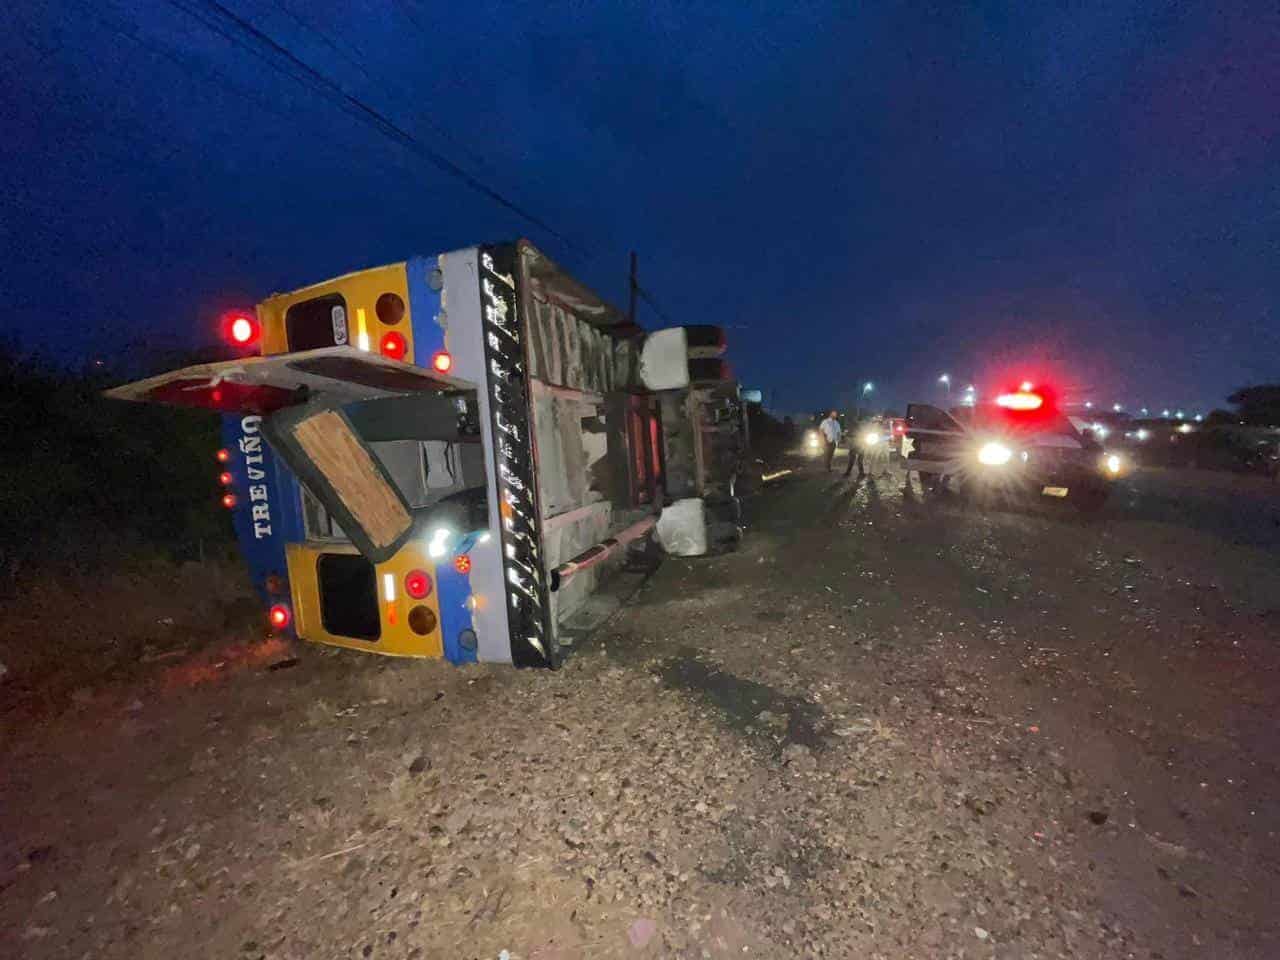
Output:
[
  {"xmin": 408, "ymin": 605, "xmax": 437, "ymax": 636},
  {"xmin": 978, "ymin": 442, "xmax": 1013, "ymax": 466},
  {"xmin": 216, "ymin": 448, "xmax": 230, "ymax": 463},
  {"xmin": 221, "ymin": 492, "xmax": 237, "ymax": 509},
  {"xmin": 404, "ymin": 569, "xmax": 432, "ymax": 599},
  {"xmin": 431, "ymin": 350, "xmax": 453, "ymax": 373},
  {"xmin": 222, "ymin": 311, "xmax": 259, "ymax": 347},
  {"xmin": 380, "ymin": 331, "xmax": 407, "ymax": 361},
  {"xmin": 268, "ymin": 604, "xmax": 291, "ymax": 629},
  {"xmin": 454, "ymin": 554, "xmax": 472, "ymax": 574},
  {"xmin": 218, "ymin": 471, "xmax": 233, "ymax": 486},
  {"xmin": 375, "ymin": 292, "xmax": 405, "ymax": 326}
]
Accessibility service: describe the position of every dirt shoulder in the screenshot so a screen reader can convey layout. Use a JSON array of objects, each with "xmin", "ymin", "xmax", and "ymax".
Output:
[{"xmin": 2, "ymin": 461, "xmax": 1277, "ymax": 959}]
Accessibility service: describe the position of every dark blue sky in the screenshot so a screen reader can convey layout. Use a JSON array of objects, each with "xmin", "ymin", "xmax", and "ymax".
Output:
[{"xmin": 3, "ymin": 1, "xmax": 1276, "ymax": 413}]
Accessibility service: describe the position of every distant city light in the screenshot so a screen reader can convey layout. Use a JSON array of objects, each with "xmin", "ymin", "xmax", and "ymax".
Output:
[
  {"xmin": 1161, "ymin": 409, "xmax": 1170, "ymax": 417},
  {"xmin": 938, "ymin": 374, "xmax": 950, "ymax": 384},
  {"xmin": 1140, "ymin": 408, "xmax": 1149, "ymax": 416},
  {"xmin": 1113, "ymin": 403, "xmax": 1123, "ymax": 412},
  {"xmin": 863, "ymin": 382, "xmax": 874, "ymax": 394},
  {"xmin": 1193, "ymin": 414, "xmax": 1203, "ymax": 422},
  {"xmin": 1175, "ymin": 410, "xmax": 1184, "ymax": 419},
  {"xmin": 1085, "ymin": 401, "xmax": 1093, "ymax": 409}
]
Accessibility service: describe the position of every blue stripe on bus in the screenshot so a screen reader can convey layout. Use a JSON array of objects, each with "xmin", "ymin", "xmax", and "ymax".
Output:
[
  {"xmin": 435, "ymin": 561, "xmax": 477, "ymax": 664},
  {"xmin": 405, "ymin": 255, "xmax": 446, "ymax": 364},
  {"xmin": 222, "ymin": 413, "xmax": 303, "ymax": 635}
]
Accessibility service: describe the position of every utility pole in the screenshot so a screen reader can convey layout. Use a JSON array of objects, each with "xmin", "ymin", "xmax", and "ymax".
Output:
[{"xmin": 628, "ymin": 251, "xmax": 638, "ymax": 328}]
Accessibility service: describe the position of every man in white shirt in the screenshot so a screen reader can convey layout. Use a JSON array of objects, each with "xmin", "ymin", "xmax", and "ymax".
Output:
[{"xmin": 818, "ymin": 410, "xmax": 841, "ymax": 471}]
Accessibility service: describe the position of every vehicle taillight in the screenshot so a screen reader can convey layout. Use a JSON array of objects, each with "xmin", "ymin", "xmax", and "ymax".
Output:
[
  {"xmin": 454, "ymin": 554, "xmax": 472, "ymax": 574},
  {"xmin": 996, "ymin": 391, "xmax": 1043, "ymax": 411},
  {"xmin": 216, "ymin": 448, "xmax": 230, "ymax": 463},
  {"xmin": 218, "ymin": 471, "xmax": 233, "ymax": 486},
  {"xmin": 432, "ymin": 350, "xmax": 453, "ymax": 373},
  {"xmin": 222, "ymin": 311, "xmax": 260, "ymax": 347},
  {"xmin": 221, "ymin": 492, "xmax": 237, "ymax": 508},
  {"xmin": 404, "ymin": 569, "xmax": 432, "ymax": 599},
  {"xmin": 268, "ymin": 604, "xmax": 291, "ymax": 629},
  {"xmin": 380, "ymin": 332, "xmax": 407, "ymax": 360}
]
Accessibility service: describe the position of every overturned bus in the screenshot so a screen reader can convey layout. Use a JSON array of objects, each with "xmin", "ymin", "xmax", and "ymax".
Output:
[{"xmin": 108, "ymin": 241, "xmax": 748, "ymax": 667}]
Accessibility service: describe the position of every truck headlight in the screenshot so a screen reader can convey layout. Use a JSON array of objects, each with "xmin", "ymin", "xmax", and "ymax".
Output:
[
  {"xmin": 978, "ymin": 442, "xmax": 1013, "ymax": 466},
  {"xmin": 1104, "ymin": 453, "xmax": 1123, "ymax": 475}
]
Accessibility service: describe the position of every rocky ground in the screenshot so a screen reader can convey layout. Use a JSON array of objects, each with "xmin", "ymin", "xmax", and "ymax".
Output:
[{"xmin": 2, "ymin": 457, "xmax": 1278, "ymax": 959}]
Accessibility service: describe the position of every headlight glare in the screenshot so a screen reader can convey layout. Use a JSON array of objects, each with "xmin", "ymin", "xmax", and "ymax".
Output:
[{"xmin": 978, "ymin": 442, "xmax": 1013, "ymax": 466}]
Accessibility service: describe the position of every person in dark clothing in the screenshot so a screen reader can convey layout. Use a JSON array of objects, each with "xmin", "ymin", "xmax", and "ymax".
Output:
[{"xmin": 845, "ymin": 417, "xmax": 881, "ymax": 478}]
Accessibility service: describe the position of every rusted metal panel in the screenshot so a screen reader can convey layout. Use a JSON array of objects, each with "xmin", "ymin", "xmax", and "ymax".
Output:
[
  {"xmin": 532, "ymin": 391, "xmax": 610, "ymax": 519},
  {"xmin": 514, "ymin": 241, "xmax": 664, "ymax": 630},
  {"xmin": 544, "ymin": 501, "xmax": 612, "ymax": 624},
  {"xmin": 527, "ymin": 296, "xmax": 621, "ymax": 395}
]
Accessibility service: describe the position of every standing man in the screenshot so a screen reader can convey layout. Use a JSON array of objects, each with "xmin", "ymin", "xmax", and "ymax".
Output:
[
  {"xmin": 818, "ymin": 410, "xmax": 841, "ymax": 471},
  {"xmin": 844, "ymin": 416, "xmax": 870, "ymax": 479}
]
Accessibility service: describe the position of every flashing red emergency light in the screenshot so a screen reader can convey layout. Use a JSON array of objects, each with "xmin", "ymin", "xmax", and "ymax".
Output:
[
  {"xmin": 221, "ymin": 311, "xmax": 260, "ymax": 347},
  {"xmin": 996, "ymin": 391, "xmax": 1044, "ymax": 411},
  {"xmin": 218, "ymin": 471, "xmax": 233, "ymax": 486},
  {"xmin": 404, "ymin": 569, "xmax": 433, "ymax": 599},
  {"xmin": 431, "ymin": 350, "xmax": 453, "ymax": 374},
  {"xmin": 216, "ymin": 448, "xmax": 230, "ymax": 463},
  {"xmin": 221, "ymin": 492, "xmax": 237, "ymax": 509},
  {"xmin": 454, "ymin": 554, "xmax": 472, "ymax": 575},
  {"xmin": 380, "ymin": 331, "xmax": 407, "ymax": 361},
  {"xmin": 268, "ymin": 604, "xmax": 291, "ymax": 630}
]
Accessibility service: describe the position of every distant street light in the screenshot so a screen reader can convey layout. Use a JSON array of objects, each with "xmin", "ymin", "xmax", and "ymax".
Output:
[
  {"xmin": 938, "ymin": 374, "xmax": 950, "ymax": 398},
  {"xmin": 863, "ymin": 382, "xmax": 874, "ymax": 395},
  {"xmin": 1113, "ymin": 403, "xmax": 1123, "ymax": 412},
  {"xmin": 1140, "ymin": 408, "xmax": 1149, "ymax": 416},
  {"xmin": 1161, "ymin": 409, "xmax": 1170, "ymax": 417},
  {"xmin": 1193, "ymin": 414, "xmax": 1203, "ymax": 422},
  {"xmin": 1085, "ymin": 401, "xmax": 1094, "ymax": 409},
  {"xmin": 1175, "ymin": 410, "xmax": 1185, "ymax": 419}
]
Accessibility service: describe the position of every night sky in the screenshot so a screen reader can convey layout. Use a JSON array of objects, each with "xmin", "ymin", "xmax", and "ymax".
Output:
[{"xmin": 3, "ymin": 1, "xmax": 1276, "ymax": 414}]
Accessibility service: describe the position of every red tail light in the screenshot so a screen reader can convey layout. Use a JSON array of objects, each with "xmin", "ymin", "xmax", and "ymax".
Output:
[
  {"xmin": 380, "ymin": 332, "xmax": 407, "ymax": 361},
  {"xmin": 404, "ymin": 569, "xmax": 432, "ymax": 599},
  {"xmin": 996, "ymin": 391, "xmax": 1043, "ymax": 411},
  {"xmin": 221, "ymin": 493, "xmax": 237, "ymax": 509},
  {"xmin": 268, "ymin": 604, "xmax": 291, "ymax": 629},
  {"xmin": 222, "ymin": 311, "xmax": 260, "ymax": 347},
  {"xmin": 431, "ymin": 350, "xmax": 453, "ymax": 373},
  {"xmin": 218, "ymin": 471, "xmax": 233, "ymax": 486},
  {"xmin": 216, "ymin": 448, "xmax": 230, "ymax": 463},
  {"xmin": 454, "ymin": 554, "xmax": 472, "ymax": 574}
]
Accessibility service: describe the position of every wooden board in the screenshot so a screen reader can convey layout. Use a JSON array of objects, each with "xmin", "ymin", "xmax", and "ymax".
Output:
[{"xmin": 292, "ymin": 410, "xmax": 411, "ymax": 550}]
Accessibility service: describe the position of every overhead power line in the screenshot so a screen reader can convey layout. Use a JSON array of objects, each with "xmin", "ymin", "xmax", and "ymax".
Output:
[{"xmin": 166, "ymin": 0, "xmax": 585, "ymax": 256}]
